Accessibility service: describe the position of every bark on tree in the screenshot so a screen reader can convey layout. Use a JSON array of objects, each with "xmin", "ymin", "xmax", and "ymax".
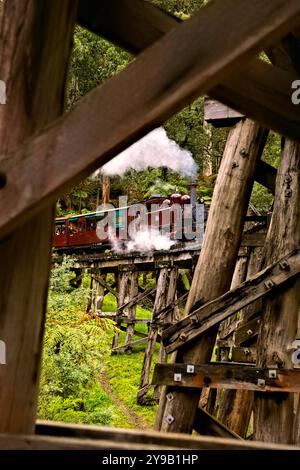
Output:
[{"xmin": 102, "ymin": 175, "xmax": 111, "ymax": 205}]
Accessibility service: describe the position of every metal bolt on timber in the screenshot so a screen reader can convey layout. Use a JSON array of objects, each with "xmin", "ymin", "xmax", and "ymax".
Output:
[
  {"xmin": 257, "ymin": 379, "xmax": 266, "ymax": 387},
  {"xmin": 268, "ymin": 369, "xmax": 277, "ymax": 379},
  {"xmin": 179, "ymin": 332, "xmax": 187, "ymax": 342},
  {"xmin": 166, "ymin": 415, "xmax": 175, "ymax": 425},
  {"xmin": 166, "ymin": 393, "xmax": 174, "ymax": 402},
  {"xmin": 264, "ymin": 279, "xmax": 276, "ymax": 289},
  {"xmin": 279, "ymin": 260, "xmax": 290, "ymax": 271},
  {"xmin": 187, "ymin": 364, "xmax": 195, "ymax": 374},
  {"xmin": 174, "ymin": 373, "xmax": 182, "ymax": 382}
]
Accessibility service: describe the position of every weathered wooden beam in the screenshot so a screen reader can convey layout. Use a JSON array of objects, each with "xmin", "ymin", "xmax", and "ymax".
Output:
[
  {"xmin": 1, "ymin": 1, "xmax": 300, "ymax": 238},
  {"xmin": 153, "ymin": 363, "xmax": 300, "ymax": 393},
  {"xmin": 92, "ymin": 274, "xmax": 118, "ymax": 299},
  {"xmin": 162, "ymin": 250, "xmax": 300, "ymax": 354},
  {"xmin": 34, "ymin": 420, "xmax": 298, "ymax": 450},
  {"xmin": 234, "ymin": 317, "xmax": 261, "ymax": 346},
  {"xmin": 254, "ymin": 139, "xmax": 300, "ymax": 444},
  {"xmin": 217, "ymin": 245, "xmax": 263, "ymax": 438},
  {"xmin": 157, "ymin": 118, "xmax": 268, "ymax": 433},
  {"xmin": 255, "ymin": 160, "xmax": 277, "ymax": 194},
  {"xmin": 194, "ymin": 407, "xmax": 242, "ymax": 440},
  {"xmin": 124, "ymin": 271, "xmax": 139, "ymax": 351},
  {"xmin": 241, "ymin": 231, "xmax": 267, "ymax": 247},
  {"xmin": 116, "ymin": 324, "xmax": 161, "ymax": 343},
  {"xmin": 117, "ymin": 286, "xmax": 155, "ymax": 312},
  {"xmin": 155, "ymin": 292, "xmax": 188, "ymax": 321},
  {"xmin": 231, "ymin": 347, "xmax": 257, "ymax": 364},
  {"xmin": 210, "ymin": 58, "xmax": 300, "ymax": 142},
  {"xmin": 138, "ymin": 268, "xmax": 168, "ymax": 403},
  {"xmin": 79, "ymin": 0, "xmax": 300, "ymax": 151},
  {"xmin": 77, "ymin": 0, "xmax": 179, "ymax": 54},
  {"xmin": 98, "ymin": 314, "xmax": 150, "ymax": 325},
  {"xmin": 112, "ymin": 337, "xmax": 148, "ymax": 352},
  {"xmin": 112, "ymin": 271, "xmax": 128, "ymax": 349},
  {"xmin": 0, "ymin": 0, "xmax": 77, "ymax": 434}
]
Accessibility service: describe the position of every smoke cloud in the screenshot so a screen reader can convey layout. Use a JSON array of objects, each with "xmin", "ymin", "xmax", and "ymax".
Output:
[
  {"xmin": 110, "ymin": 228, "xmax": 175, "ymax": 254},
  {"xmin": 101, "ymin": 127, "xmax": 198, "ymax": 178}
]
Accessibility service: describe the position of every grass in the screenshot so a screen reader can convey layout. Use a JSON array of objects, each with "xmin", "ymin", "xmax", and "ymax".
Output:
[{"xmin": 100, "ymin": 292, "xmax": 159, "ymax": 427}]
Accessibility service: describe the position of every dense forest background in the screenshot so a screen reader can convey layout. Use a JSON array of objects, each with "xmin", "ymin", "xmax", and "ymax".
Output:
[{"xmin": 38, "ymin": 0, "xmax": 280, "ymax": 429}]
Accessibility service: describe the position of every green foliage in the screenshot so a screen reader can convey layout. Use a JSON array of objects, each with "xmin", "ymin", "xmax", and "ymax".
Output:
[
  {"xmin": 106, "ymin": 351, "xmax": 158, "ymax": 426},
  {"xmin": 67, "ymin": 26, "xmax": 131, "ymax": 107},
  {"xmin": 148, "ymin": 0, "xmax": 205, "ymax": 18},
  {"xmin": 38, "ymin": 259, "xmax": 114, "ymax": 425}
]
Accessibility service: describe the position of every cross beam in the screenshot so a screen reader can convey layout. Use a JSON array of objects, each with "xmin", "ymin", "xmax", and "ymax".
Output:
[{"xmin": 0, "ymin": 0, "xmax": 300, "ymax": 239}]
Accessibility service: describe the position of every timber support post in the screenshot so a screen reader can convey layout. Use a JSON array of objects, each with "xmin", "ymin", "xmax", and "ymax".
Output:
[
  {"xmin": 112, "ymin": 270, "xmax": 129, "ymax": 351},
  {"xmin": 155, "ymin": 119, "xmax": 268, "ymax": 433},
  {"xmin": 138, "ymin": 267, "xmax": 168, "ymax": 404},
  {"xmin": 254, "ymin": 139, "xmax": 300, "ymax": 444},
  {"xmin": 0, "ymin": 0, "xmax": 77, "ymax": 434},
  {"xmin": 217, "ymin": 246, "xmax": 262, "ymax": 436},
  {"xmin": 124, "ymin": 270, "xmax": 139, "ymax": 354}
]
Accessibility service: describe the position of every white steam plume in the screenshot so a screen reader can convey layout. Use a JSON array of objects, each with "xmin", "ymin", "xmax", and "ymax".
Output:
[
  {"xmin": 100, "ymin": 127, "xmax": 198, "ymax": 178},
  {"xmin": 110, "ymin": 228, "xmax": 175, "ymax": 254}
]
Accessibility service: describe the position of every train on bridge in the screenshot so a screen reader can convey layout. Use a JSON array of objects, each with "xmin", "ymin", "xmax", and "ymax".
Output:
[{"xmin": 54, "ymin": 191, "xmax": 208, "ymax": 251}]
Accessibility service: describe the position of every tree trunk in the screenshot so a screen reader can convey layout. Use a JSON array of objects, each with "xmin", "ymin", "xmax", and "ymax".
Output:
[
  {"xmin": 102, "ymin": 175, "xmax": 111, "ymax": 205},
  {"xmin": 0, "ymin": 0, "xmax": 77, "ymax": 433},
  {"xmin": 254, "ymin": 139, "xmax": 300, "ymax": 444},
  {"xmin": 156, "ymin": 119, "xmax": 267, "ymax": 433}
]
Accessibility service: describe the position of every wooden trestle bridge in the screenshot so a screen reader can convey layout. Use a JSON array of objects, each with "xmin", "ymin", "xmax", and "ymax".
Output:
[{"xmin": 1, "ymin": 0, "xmax": 300, "ymax": 450}]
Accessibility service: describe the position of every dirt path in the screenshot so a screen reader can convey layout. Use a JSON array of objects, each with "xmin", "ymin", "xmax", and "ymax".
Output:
[{"xmin": 99, "ymin": 371, "xmax": 150, "ymax": 430}]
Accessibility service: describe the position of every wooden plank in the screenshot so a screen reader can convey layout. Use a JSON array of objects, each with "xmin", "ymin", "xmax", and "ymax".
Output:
[
  {"xmin": 255, "ymin": 160, "xmax": 277, "ymax": 194},
  {"xmin": 155, "ymin": 292, "xmax": 188, "ymax": 320},
  {"xmin": 80, "ymin": 0, "xmax": 300, "ymax": 150},
  {"xmin": 152, "ymin": 363, "xmax": 300, "ymax": 393},
  {"xmin": 77, "ymin": 0, "xmax": 180, "ymax": 54},
  {"xmin": 162, "ymin": 250, "xmax": 300, "ymax": 354},
  {"xmin": 234, "ymin": 317, "xmax": 261, "ymax": 346},
  {"xmin": 138, "ymin": 268, "xmax": 168, "ymax": 403},
  {"xmin": 1, "ymin": 0, "xmax": 300, "ymax": 237},
  {"xmin": 117, "ymin": 286, "xmax": 155, "ymax": 312},
  {"xmin": 98, "ymin": 314, "xmax": 150, "ymax": 324},
  {"xmin": 112, "ymin": 337, "xmax": 148, "ymax": 352},
  {"xmin": 204, "ymin": 97, "xmax": 244, "ymax": 127},
  {"xmin": 34, "ymin": 420, "xmax": 298, "ymax": 450},
  {"xmin": 241, "ymin": 231, "xmax": 266, "ymax": 247},
  {"xmin": 92, "ymin": 274, "xmax": 118, "ymax": 299},
  {"xmin": 124, "ymin": 271, "xmax": 139, "ymax": 351},
  {"xmin": 231, "ymin": 347, "xmax": 257, "ymax": 364},
  {"xmin": 254, "ymin": 139, "xmax": 300, "ymax": 443},
  {"xmin": 112, "ymin": 271, "xmax": 128, "ymax": 349},
  {"xmin": 211, "ymin": 58, "xmax": 300, "ymax": 142},
  {"xmin": 116, "ymin": 324, "xmax": 162, "ymax": 343},
  {"xmin": 0, "ymin": 0, "xmax": 77, "ymax": 434},
  {"xmin": 194, "ymin": 407, "xmax": 242, "ymax": 440}
]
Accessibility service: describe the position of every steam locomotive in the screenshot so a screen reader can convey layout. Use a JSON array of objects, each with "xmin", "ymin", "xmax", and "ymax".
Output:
[{"xmin": 54, "ymin": 191, "xmax": 207, "ymax": 252}]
